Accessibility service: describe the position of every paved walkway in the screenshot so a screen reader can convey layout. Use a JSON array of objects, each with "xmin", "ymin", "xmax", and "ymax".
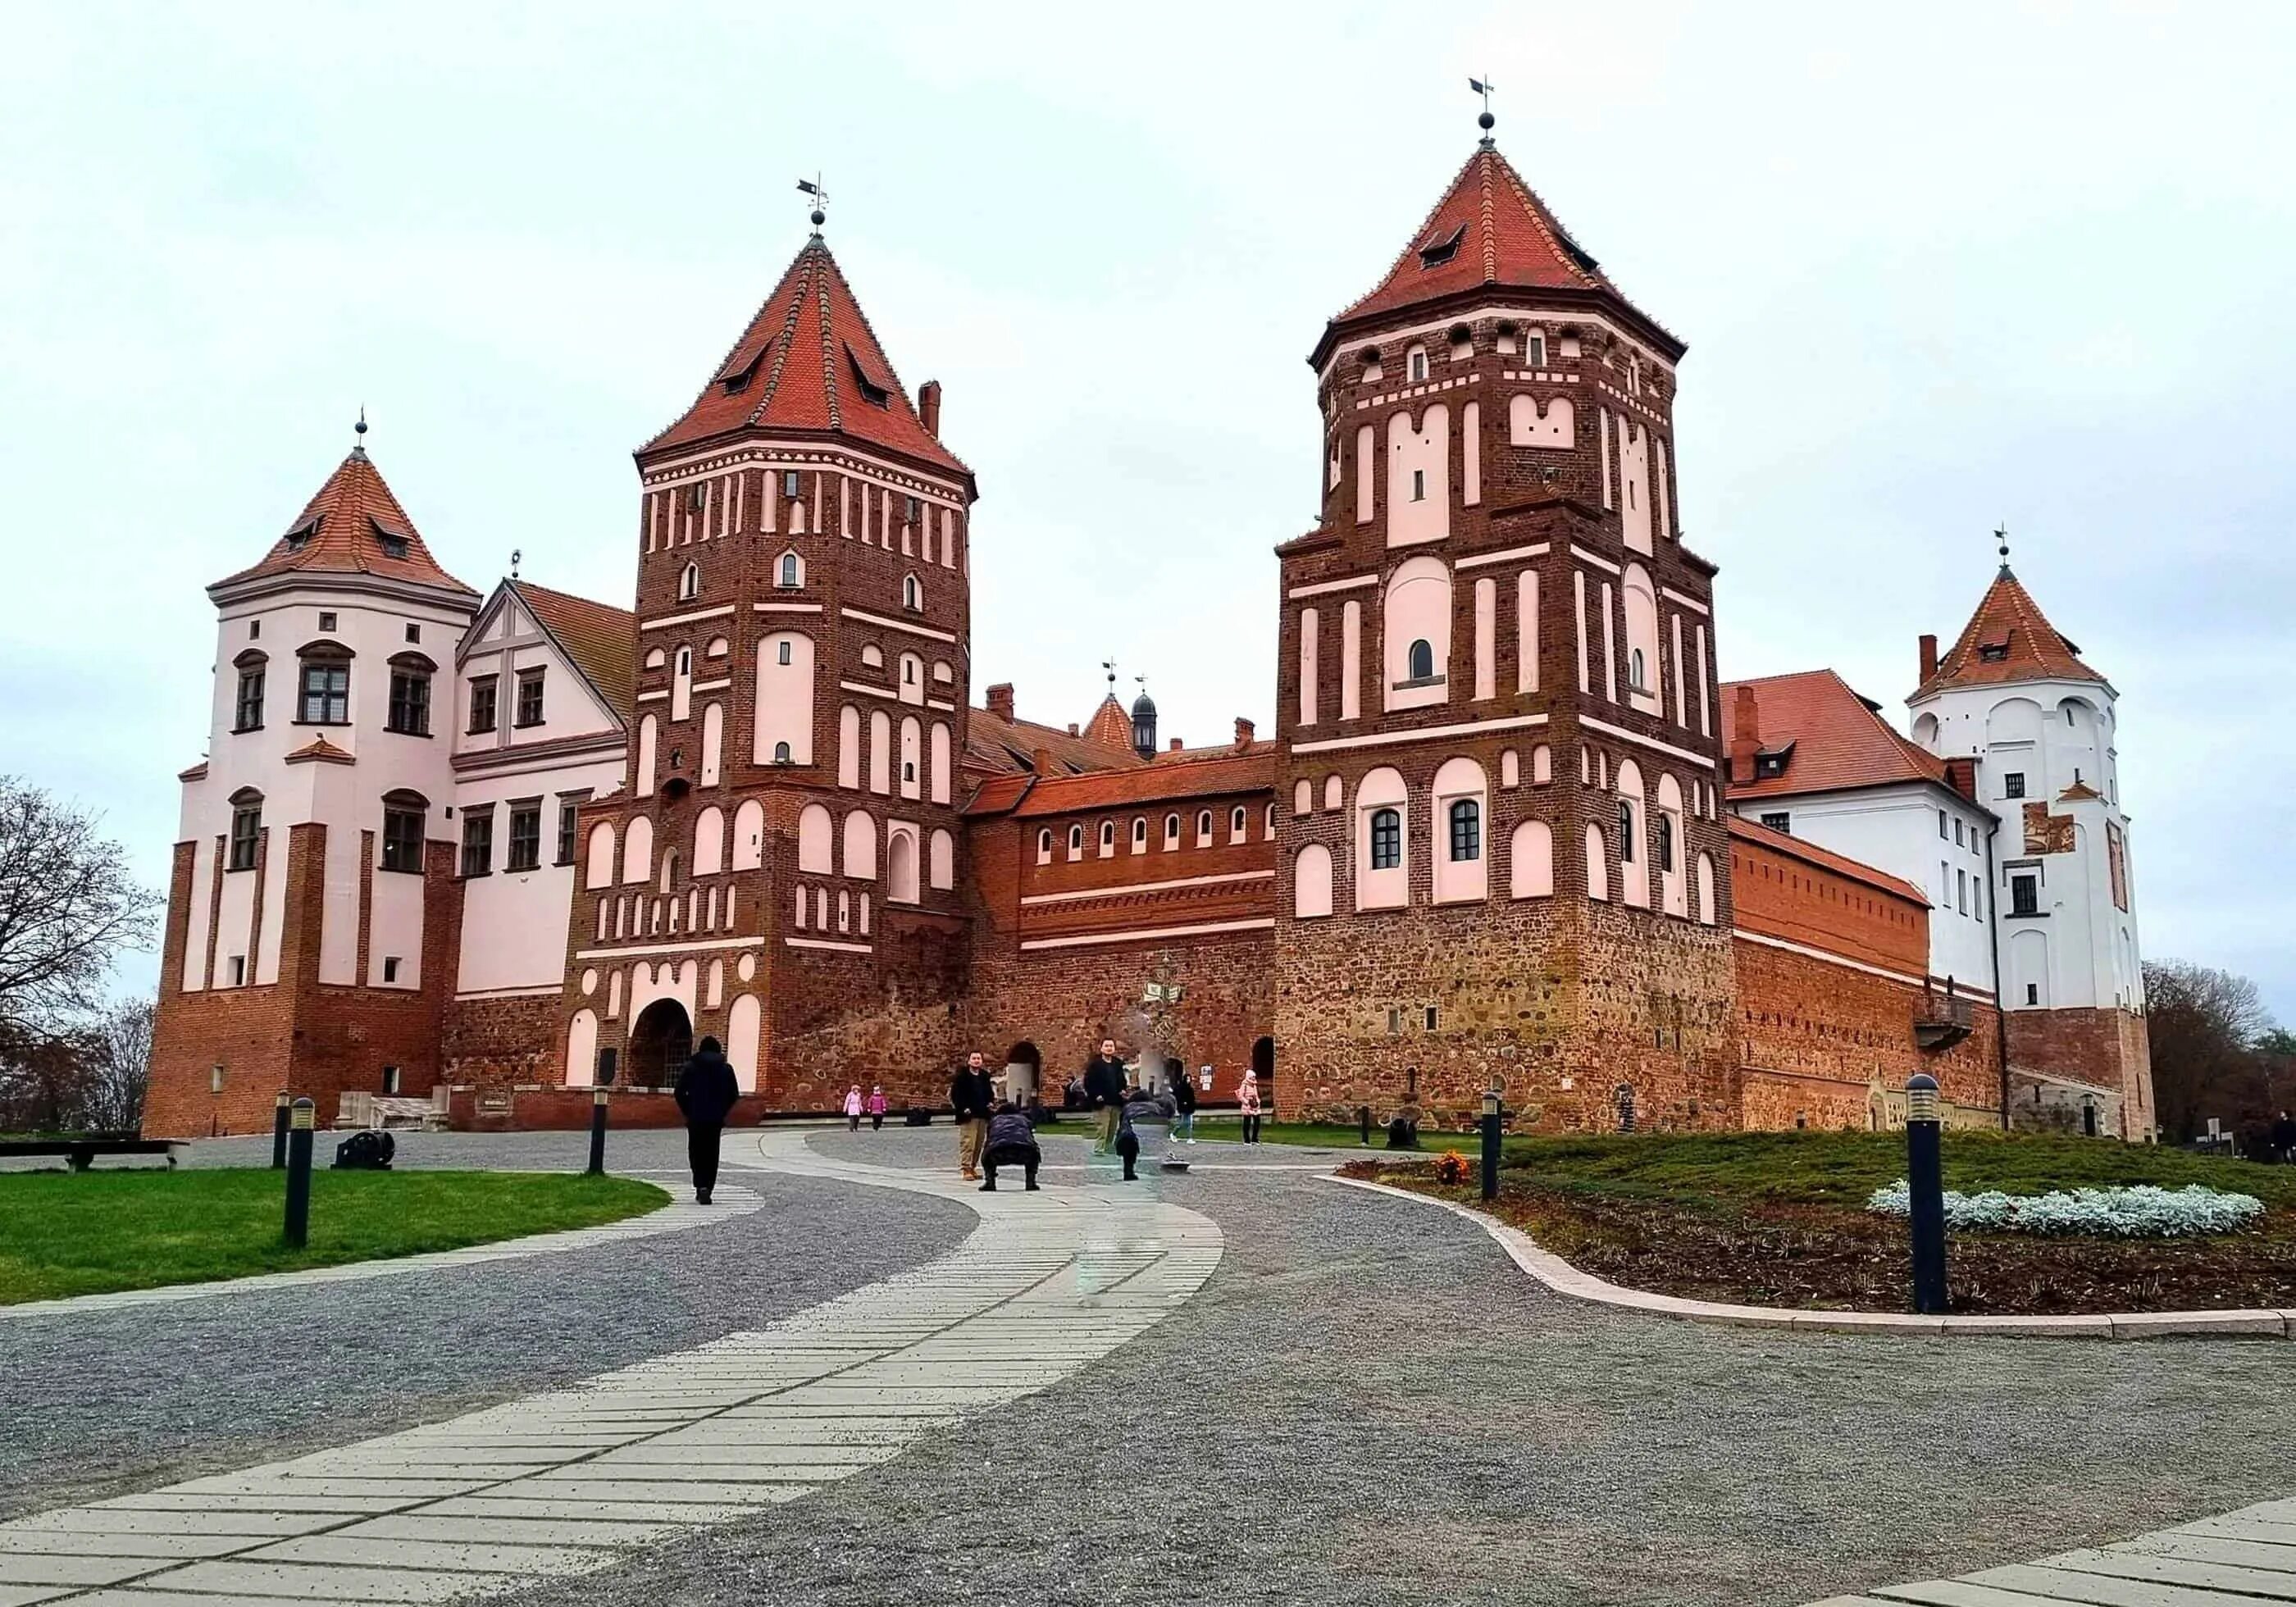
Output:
[
  {"xmin": 1811, "ymin": 1496, "xmax": 2296, "ymax": 1605},
  {"xmin": 0, "ymin": 1134, "xmax": 1222, "ymax": 1604}
]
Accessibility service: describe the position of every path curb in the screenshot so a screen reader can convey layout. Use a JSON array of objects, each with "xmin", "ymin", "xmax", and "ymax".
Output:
[{"xmin": 1321, "ymin": 1172, "xmax": 2294, "ymax": 1341}]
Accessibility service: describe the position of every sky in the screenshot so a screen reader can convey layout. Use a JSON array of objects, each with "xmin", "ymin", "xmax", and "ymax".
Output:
[{"xmin": 2, "ymin": 1, "xmax": 2290, "ymax": 1022}]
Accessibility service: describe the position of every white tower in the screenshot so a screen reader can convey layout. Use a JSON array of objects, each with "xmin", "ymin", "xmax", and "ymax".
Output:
[{"xmin": 1907, "ymin": 549, "xmax": 2152, "ymax": 1138}]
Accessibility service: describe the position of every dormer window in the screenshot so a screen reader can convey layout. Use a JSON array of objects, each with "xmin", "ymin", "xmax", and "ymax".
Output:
[
  {"xmin": 714, "ymin": 345, "xmax": 763, "ymax": 395},
  {"xmin": 1754, "ymin": 753, "xmax": 1788, "ymax": 780},
  {"xmin": 1418, "ymin": 222, "xmax": 1465, "ymax": 266},
  {"xmin": 371, "ymin": 517, "xmax": 411, "ymax": 560},
  {"xmin": 283, "ymin": 517, "xmax": 319, "ymax": 553},
  {"xmin": 846, "ymin": 343, "xmax": 891, "ymax": 409},
  {"xmin": 1977, "ymin": 642, "xmax": 2010, "ymax": 662}
]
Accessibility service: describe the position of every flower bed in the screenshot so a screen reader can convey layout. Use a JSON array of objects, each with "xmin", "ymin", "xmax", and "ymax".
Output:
[{"xmin": 1867, "ymin": 1181, "xmax": 2263, "ymax": 1238}]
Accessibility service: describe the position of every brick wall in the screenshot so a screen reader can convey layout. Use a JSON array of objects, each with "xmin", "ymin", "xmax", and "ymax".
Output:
[
  {"xmin": 2007, "ymin": 1006, "xmax": 2154, "ymax": 1138},
  {"xmin": 442, "ymin": 991, "xmax": 564, "ymax": 1088}
]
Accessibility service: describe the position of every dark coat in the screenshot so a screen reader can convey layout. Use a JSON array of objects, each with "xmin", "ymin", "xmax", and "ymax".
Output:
[
  {"xmin": 949, "ymin": 1066, "xmax": 996, "ymax": 1121},
  {"xmin": 984, "ymin": 1110, "xmax": 1038, "ymax": 1156},
  {"xmin": 1082, "ymin": 1055, "xmax": 1127, "ymax": 1107},
  {"xmin": 1172, "ymin": 1076, "xmax": 1198, "ymax": 1114},
  {"xmin": 673, "ymin": 1049, "xmax": 740, "ymax": 1128}
]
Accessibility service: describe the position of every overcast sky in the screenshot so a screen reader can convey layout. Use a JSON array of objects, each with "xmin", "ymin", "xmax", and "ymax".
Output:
[{"xmin": 3, "ymin": 2, "xmax": 2289, "ymax": 1022}]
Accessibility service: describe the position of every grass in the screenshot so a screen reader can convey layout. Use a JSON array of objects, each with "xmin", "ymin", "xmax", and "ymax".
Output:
[
  {"xmin": 0, "ymin": 1168, "xmax": 667, "ymax": 1304},
  {"xmin": 1342, "ymin": 1130, "xmax": 2296, "ymax": 1315}
]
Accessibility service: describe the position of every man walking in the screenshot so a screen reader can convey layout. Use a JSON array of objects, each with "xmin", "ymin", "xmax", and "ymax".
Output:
[
  {"xmin": 672, "ymin": 1035, "xmax": 739, "ymax": 1204},
  {"xmin": 949, "ymin": 1050, "xmax": 995, "ymax": 1181},
  {"xmin": 1083, "ymin": 1037, "xmax": 1127, "ymax": 1155}
]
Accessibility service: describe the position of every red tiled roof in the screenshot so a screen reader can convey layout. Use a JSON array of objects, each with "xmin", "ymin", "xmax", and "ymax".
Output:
[
  {"xmin": 642, "ymin": 234, "xmax": 969, "ymax": 480},
  {"xmin": 1332, "ymin": 143, "xmax": 1641, "ymax": 329},
  {"xmin": 216, "ymin": 448, "xmax": 475, "ymax": 595},
  {"xmin": 1721, "ymin": 670, "xmax": 1951, "ymax": 801},
  {"xmin": 963, "ymin": 703, "xmax": 1146, "ymax": 781},
  {"xmin": 512, "ymin": 580, "xmax": 635, "ymax": 727},
  {"xmin": 1082, "ymin": 694, "xmax": 1136, "ymax": 754},
  {"xmin": 1916, "ymin": 567, "xmax": 2105, "ymax": 699},
  {"xmin": 284, "ymin": 735, "xmax": 355, "ymax": 766},
  {"xmin": 1727, "ymin": 814, "xmax": 1929, "ymax": 907},
  {"xmin": 1010, "ymin": 750, "xmax": 1274, "ymax": 817}
]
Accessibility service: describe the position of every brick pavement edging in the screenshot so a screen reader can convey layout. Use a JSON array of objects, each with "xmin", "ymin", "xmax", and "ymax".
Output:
[
  {"xmin": 1323, "ymin": 1172, "xmax": 2296, "ymax": 1340},
  {"xmin": 0, "ymin": 1177, "xmax": 737, "ymax": 1322}
]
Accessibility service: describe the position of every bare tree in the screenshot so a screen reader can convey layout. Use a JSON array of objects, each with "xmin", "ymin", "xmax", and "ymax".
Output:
[
  {"xmin": 2144, "ymin": 958, "xmax": 2275, "ymax": 1144},
  {"xmin": 0, "ymin": 777, "xmax": 160, "ymax": 1040},
  {"xmin": 82, "ymin": 998, "xmax": 154, "ymax": 1132}
]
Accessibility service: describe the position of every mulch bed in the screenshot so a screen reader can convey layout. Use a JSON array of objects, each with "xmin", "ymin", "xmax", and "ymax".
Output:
[{"xmin": 1345, "ymin": 1160, "xmax": 2296, "ymax": 1316}]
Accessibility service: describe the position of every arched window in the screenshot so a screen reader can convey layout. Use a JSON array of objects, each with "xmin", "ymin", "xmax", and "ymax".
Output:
[
  {"xmin": 679, "ymin": 562, "xmax": 699, "ymax": 601},
  {"xmin": 1585, "ymin": 824, "xmax": 1610, "ymax": 902},
  {"xmin": 1164, "ymin": 813, "xmax": 1181, "ymax": 849},
  {"xmin": 1293, "ymin": 844, "xmax": 1334, "ymax": 918},
  {"xmin": 798, "ymin": 804, "xmax": 833, "ymax": 873},
  {"xmin": 1370, "ymin": 809, "xmax": 1402, "ymax": 869},
  {"xmin": 1656, "ymin": 774, "xmax": 1687, "ymax": 918},
  {"xmin": 1510, "ymin": 819, "xmax": 1553, "ymax": 899},
  {"xmin": 1036, "ymin": 828, "xmax": 1053, "ymax": 866},
  {"xmin": 773, "ymin": 740, "xmax": 792, "ymax": 763},
  {"xmin": 622, "ymin": 814, "xmax": 654, "ymax": 885},
  {"xmin": 693, "ymin": 807, "xmax": 726, "ymax": 876},
  {"xmin": 1230, "ymin": 805, "xmax": 1248, "ymax": 841},
  {"xmin": 1629, "ymin": 647, "xmax": 1647, "ymax": 691},
  {"xmin": 902, "ymin": 573, "xmax": 923, "ymax": 612},
  {"xmin": 1068, "ymin": 823, "xmax": 1084, "ymax": 859},
  {"xmin": 1621, "ymin": 563, "xmax": 1663, "ymax": 715},
  {"xmin": 732, "ymin": 800, "xmax": 765, "ymax": 870},
  {"xmin": 1131, "ymin": 817, "xmax": 1148, "ymax": 851},
  {"xmin": 1695, "ymin": 853, "xmax": 1716, "ymax": 926},
  {"xmin": 1449, "ymin": 799, "xmax": 1481, "ymax": 862},
  {"xmin": 1384, "ymin": 555, "xmax": 1452, "ymax": 710},
  {"xmin": 1196, "ymin": 809, "xmax": 1214, "ymax": 844},
  {"xmin": 928, "ymin": 828, "xmax": 954, "ymax": 891},
  {"xmin": 1294, "ymin": 778, "xmax": 1313, "ymax": 816},
  {"xmin": 842, "ymin": 810, "xmax": 877, "ymax": 880},
  {"xmin": 585, "ymin": 820, "xmax": 617, "ymax": 890},
  {"xmin": 1323, "ymin": 775, "xmax": 1343, "ymax": 811},
  {"xmin": 756, "ymin": 634, "xmax": 814, "ymax": 765},
  {"xmin": 1099, "ymin": 820, "xmax": 1115, "ymax": 855},
  {"xmin": 1617, "ymin": 802, "xmax": 1634, "ymax": 860},
  {"xmin": 1408, "ymin": 639, "xmax": 1435, "ymax": 681},
  {"xmin": 886, "ymin": 828, "xmax": 919, "ymax": 904},
  {"xmin": 777, "ymin": 551, "xmax": 802, "ymax": 589}
]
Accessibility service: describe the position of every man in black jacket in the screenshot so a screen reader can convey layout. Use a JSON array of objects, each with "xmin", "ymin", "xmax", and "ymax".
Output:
[
  {"xmin": 672, "ymin": 1036, "xmax": 740, "ymax": 1204},
  {"xmin": 949, "ymin": 1051, "xmax": 995, "ymax": 1181},
  {"xmin": 1082, "ymin": 1038, "xmax": 1127, "ymax": 1155}
]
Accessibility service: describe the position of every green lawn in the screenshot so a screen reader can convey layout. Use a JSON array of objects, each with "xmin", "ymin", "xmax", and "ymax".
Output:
[{"xmin": 0, "ymin": 1168, "xmax": 667, "ymax": 1304}]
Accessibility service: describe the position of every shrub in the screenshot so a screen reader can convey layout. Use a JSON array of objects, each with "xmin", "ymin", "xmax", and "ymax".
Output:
[
  {"xmin": 1432, "ymin": 1149, "xmax": 1471, "ymax": 1187},
  {"xmin": 1866, "ymin": 1180, "xmax": 2264, "ymax": 1237}
]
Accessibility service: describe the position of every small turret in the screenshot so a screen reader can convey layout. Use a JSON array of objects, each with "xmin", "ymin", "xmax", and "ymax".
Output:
[{"xmin": 1130, "ymin": 690, "xmax": 1158, "ymax": 758}]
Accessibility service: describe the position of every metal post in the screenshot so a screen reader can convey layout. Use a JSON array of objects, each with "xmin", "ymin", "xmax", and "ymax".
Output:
[
  {"xmin": 282, "ymin": 1098, "xmax": 315, "ymax": 1249},
  {"xmin": 1358, "ymin": 1104, "xmax": 1371, "ymax": 1147},
  {"xmin": 271, "ymin": 1091, "xmax": 290, "ymax": 1169},
  {"xmin": 587, "ymin": 1086, "xmax": 609, "ymax": 1177},
  {"xmin": 1480, "ymin": 1086, "xmax": 1503, "ymax": 1202},
  {"xmin": 1906, "ymin": 1072, "xmax": 1947, "ymax": 1314}
]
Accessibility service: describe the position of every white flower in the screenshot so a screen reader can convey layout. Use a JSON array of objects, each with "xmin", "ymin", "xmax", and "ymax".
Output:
[{"xmin": 1865, "ymin": 1181, "xmax": 2264, "ymax": 1237}]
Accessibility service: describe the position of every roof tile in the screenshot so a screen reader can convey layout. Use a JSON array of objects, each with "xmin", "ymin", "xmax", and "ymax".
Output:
[
  {"xmin": 512, "ymin": 580, "xmax": 636, "ymax": 727},
  {"xmin": 1917, "ymin": 567, "xmax": 2105, "ymax": 699},
  {"xmin": 1721, "ymin": 669, "xmax": 1950, "ymax": 801},
  {"xmin": 216, "ymin": 448, "xmax": 475, "ymax": 595}
]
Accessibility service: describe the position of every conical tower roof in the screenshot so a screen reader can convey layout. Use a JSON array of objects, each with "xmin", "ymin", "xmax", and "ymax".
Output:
[
  {"xmin": 213, "ymin": 444, "xmax": 474, "ymax": 596},
  {"xmin": 1319, "ymin": 141, "xmax": 1678, "ymax": 359},
  {"xmin": 1083, "ymin": 694, "xmax": 1134, "ymax": 753},
  {"xmin": 1917, "ymin": 565, "xmax": 2106, "ymax": 699},
  {"xmin": 642, "ymin": 234, "xmax": 970, "ymax": 483}
]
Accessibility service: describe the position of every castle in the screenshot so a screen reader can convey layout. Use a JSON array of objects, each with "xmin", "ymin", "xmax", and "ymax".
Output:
[{"xmin": 145, "ymin": 125, "xmax": 2156, "ymax": 1141}]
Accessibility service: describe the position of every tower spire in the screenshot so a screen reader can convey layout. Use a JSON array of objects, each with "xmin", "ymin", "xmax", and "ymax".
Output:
[
  {"xmin": 1994, "ymin": 523, "xmax": 2011, "ymax": 576},
  {"xmin": 797, "ymin": 173, "xmax": 827, "ymax": 232},
  {"xmin": 1469, "ymin": 75, "xmax": 1496, "ymax": 146},
  {"xmin": 353, "ymin": 405, "xmax": 368, "ymax": 458}
]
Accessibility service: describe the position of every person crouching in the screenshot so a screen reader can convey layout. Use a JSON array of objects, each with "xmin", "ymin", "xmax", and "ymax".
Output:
[
  {"xmin": 979, "ymin": 1102, "xmax": 1041, "ymax": 1192},
  {"xmin": 1115, "ymin": 1084, "xmax": 1177, "ymax": 1181}
]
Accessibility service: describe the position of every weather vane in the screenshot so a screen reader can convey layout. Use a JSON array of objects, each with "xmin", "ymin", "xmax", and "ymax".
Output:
[
  {"xmin": 1469, "ymin": 75, "xmax": 1496, "ymax": 141},
  {"xmin": 510, "ymin": 547, "xmax": 522, "ymax": 580},
  {"xmin": 797, "ymin": 173, "xmax": 827, "ymax": 230},
  {"xmin": 353, "ymin": 404, "xmax": 368, "ymax": 453},
  {"xmin": 1995, "ymin": 523, "xmax": 2011, "ymax": 569},
  {"xmin": 1101, "ymin": 658, "xmax": 1118, "ymax": 694}
]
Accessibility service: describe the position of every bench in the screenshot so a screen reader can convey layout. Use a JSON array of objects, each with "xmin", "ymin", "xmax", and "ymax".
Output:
[{"xmin": 0, "ymin": 1136, "xmax": 184, "ymax": 1171}]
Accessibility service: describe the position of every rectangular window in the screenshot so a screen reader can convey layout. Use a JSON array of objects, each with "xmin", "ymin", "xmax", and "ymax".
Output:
[
  {"xmin": 380, "ymin": 808, "xmax": 425, "ymax": 873},
  {"xmin": 467, "ymin": 676, "xmax": 498, "ymax": 734},
  {"xmin": 382, "ymin": 1065, "xmax": 401, "ymax": 1095},
  {"xmin": 1618, "ymin": 803, "xmax": 1636, "ymax": 863},
  {"xmin": 1759, "ymin": 811, "xmax": 1790, "ymax": 835},
  {"xmin": 228, "ymin": 805, "xmax": 261, "ymax": 872},
  {"xmin": 404, "ymin": 623, "xmax": 420, "ymax": 644},
  {"xmin": 386, "ymin": 671, "xmax": 430, "ymax": 735},
  {"xmin": 2004, "ymin": 772, "xmax": 2026, "ymax": 799},
  {"xmin": 460, "ymin": 811, "xmax": 494, "ymax": 877},
  {"xmin": 2011, "ymin": 873, "xmax": 2039, "ymax": 917},
  {"xmin": 228, "ymin": 955, "xmax": 246, "ymax": 987},
  {"xmin": 1957, "ymin": 867, "xmax": 1968, "ymax": 915},
  {"xmin": 515, "ymin": 669, "xmax": 545, "ymax": 728},
  {"xmin": 556, "ymin": 799, "xmax": 581, "ymax": 866},
  {"xmin": 1526, "ymin": 333, "xmax": 1547, "ymax": 367},
  {"xmin": 383, "ymin": 956, "xmax": 400, "ymax": 983},
  {"xmin": 1952, "ymin": 817, "xmax": 1965, "ymax": 846},
  {"xmin": 506, "ymin": 804, "xmax": 542, "ymax": 872},
  {"xmin": 317, "ymin": 611, "xmax": 337, "ymax": 632},
  {"xmin": 234, "ymin": 669, "xmax": 265, "ymax": 731},
  {"xmin": 2025, "ymin": 982, "xmax": 2039, "ymax": 1005},
  {"xmin": 782, "ymin": 470, "xmax": 801, "ymax": 498},
  {"xmin": 1937, "ymin": 809, "xmax": 1948, "ymax": 839},
  {"xmin": 1448, "ymin": 799, "xmax": 1480, "ymax": 862},
  {"xmin": 1411, "ymin": 468, "xmax": 1426, "ymax": 502},
  {"xmin": 298, "ymin": 662, "xmax": 349, "ymax": 724}
]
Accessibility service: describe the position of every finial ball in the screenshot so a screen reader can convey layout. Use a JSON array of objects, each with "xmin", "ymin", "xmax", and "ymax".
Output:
[
  {"xmin": 1478, "ymin": 109, "xmax": 1495, "ymax": 131},
  {"xmin": 810, "ymin": 208, "xmax": 826, "ymax": 227}
]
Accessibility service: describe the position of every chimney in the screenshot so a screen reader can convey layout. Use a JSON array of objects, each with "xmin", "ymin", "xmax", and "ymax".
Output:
[
  {"xmin": 1233, "ymin": 717, "xmax": 1255, "ymax": 749},
  {"xmin": 1168, "ymin": 737, "xmax": 1183, "ymax": 753},
  {"xmin": 1067, "ymin": 722, "xmax": 1079, "ymax": 736},
  {"xmin": 1729, "ymin": 685, "xmax": 1761, "ymax": 786},
  {"xmin": 1918, "ymin": 632, "xmax": 1938, "ymax": 683},
  {"xmin": 918, "ymin": 380, "xmax": 942, "ymax": 439},
  {"xmin": 1031, "ymin": 745, "xmax": 1051, "ymax": 776},
  {"xmin": 985, "ymin": 681, "xmax": 1014, "ymax": 723}
]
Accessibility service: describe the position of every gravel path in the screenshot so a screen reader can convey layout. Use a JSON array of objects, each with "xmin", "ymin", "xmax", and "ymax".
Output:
[
  {"xmin": 490, "ymin": 1127, "xmax": 2296, "ymax": 1607},
  {"xmin": 0, "ymin": 1131, "xmax": 969, "ymax": 1520}
]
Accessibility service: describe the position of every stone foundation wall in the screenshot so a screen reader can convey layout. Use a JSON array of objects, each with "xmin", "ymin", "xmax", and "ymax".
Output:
[
  {"xmin": 442, "ymin": 991, "xmax": 565, "ymax": 1090},
  {"xmin": 2007, "ymin": 1006, "xmax": 2155, "ymax": 1139}
]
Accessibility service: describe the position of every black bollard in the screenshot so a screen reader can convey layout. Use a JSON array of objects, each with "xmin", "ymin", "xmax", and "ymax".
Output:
[
  {"xmin": 1906, "ymin": 1072, "xmax": 1947, "ymax": 1313},
  {"xmin": 271, "ymin": 1091, "xmax": 290, "ymax": 1169},
  {"xmin": 282, "ymin": 1097, "xmax": 315, "ymax": 1249},
  {"xmin": 1358, "ymin": 1105, "xmax": 1371, "ymax": 1146},
  {"xmin": 587, "ymin": 1086, "xmax": 609, "ymax": 1177},
  {"xmin": 1480, "ymin": 1086, "xmax": 1503, "ymax": 1201}
]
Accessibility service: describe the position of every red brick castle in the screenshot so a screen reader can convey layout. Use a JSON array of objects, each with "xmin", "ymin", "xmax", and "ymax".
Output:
[{"xmin": 147, "ymin": 125, "xmax": 2155, "ymax": 1140}]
